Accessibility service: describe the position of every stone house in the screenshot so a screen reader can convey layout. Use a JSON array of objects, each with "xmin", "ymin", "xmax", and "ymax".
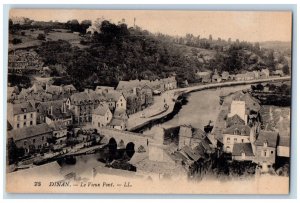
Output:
[
  {"xmin": 212, "ymin": 74, "xmax": 222, "ymax": 83},
  {"xmin": 7, "ymin": 123, "xmax": 53, "ymax": 154},
  {"xmin": 196, "ymin": 71, "xmax": 211, "ymax": 83},
  {"xmin": 232, "ymin": 143, "xmax": 255, "ymax": 161},
  {"xmin": 92, "ymin": 103, "xmax": 112, "ymax": 128},
  {"xmin": 66, "ymin": 92, "xmax": 104, "ymax": 124},
  {"xmin": 7, "ymin": 102, "xmax": 37, "ymax": 130},
  {"xmin": 222, "ymin": 124, "xmax": 252, "ymax": 153},
  {"xmin": 260, "ymin": 68, "xmax": 270, "ymax": 78},
  {"xmin": 109, "ymin": 118, "xmax": 127, "ymax": 131},
  {"xmin": 49, "ymin": 121, "xmax": 68, "ymax": 145},
  {"xmin": 36, "ymin": 100, "xmax": 72, "ymax": 126},
  {"xmin": 253, "ymin": 130, "xmax": 278, "ymax": 170},
  {"xmin": 228, "ymin": 100, "xmax": 248, "ymax": 125},
  {"xmin": 221, "ymin": 71, "xmax": 230, "ymax": 81}
]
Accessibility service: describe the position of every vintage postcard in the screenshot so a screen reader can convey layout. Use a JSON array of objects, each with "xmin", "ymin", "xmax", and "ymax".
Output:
[{"xmin": 6, "ymin": 9, "xmax": 292, "ymax": 194}]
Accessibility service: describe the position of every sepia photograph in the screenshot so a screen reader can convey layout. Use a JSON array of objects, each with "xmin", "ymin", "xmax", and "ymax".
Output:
[{"xmin": 5, "ymin": 8, "xmax": 292, "ymax": 194}]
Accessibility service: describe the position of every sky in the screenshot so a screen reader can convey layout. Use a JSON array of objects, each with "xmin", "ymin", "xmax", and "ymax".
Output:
[{"xmin": 10, "ymin": 9, "xmax": 292, "ymax": 42}]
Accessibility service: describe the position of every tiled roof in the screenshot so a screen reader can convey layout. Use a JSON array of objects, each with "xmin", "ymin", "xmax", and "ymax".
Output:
[
  {"xmin": 93, "ymin": 103, "xmax": 110, "ymax": 116},
  {"xmin": 226, "ymin": 114, "xmax": 245, "ymax": 127},
  {"xmin": 256, "ymin": 130, "xmax": 278, "ymax": 148},
  {"xmin": 49, "ymin": 120, "xmax": 68, "ymax": 131},
  {"xmin": 223, "ymin": 124, "xmax": 251, "ymax": 136},
  {"xmin": 105, "ymin": 91, "xmax": 123, "ymax": 102},
  {"xmin": 109, "ymin": 118, "xmax": 124, "ymax": 126},
  {"xmin": 181, "ymin": 145, "xmax": 202, "ymax": 161},
  {"xmin": 278, "ymin": 136, "xmax": 290, "ymax": 147},
  {"xmin": 38, "ymin": 100, "xmax": 71, "ymax": 119},
  {"xmin": 46, "ymin": 85, "xmax": 62, "ymax": 94},
  {"xmin": 63, "ymin": 84, "xmax": 76, "ymax": 92},
  {"xmin": 7, "ymin": 123, "xmax": 53, "ymax": 141},
  {"xmin": 11, "ymin": 102, "xmax": 36, "ymax": 115},
  {"xmin": 232, "ymin": 143, "xmax": 254, "ymax": 156}
]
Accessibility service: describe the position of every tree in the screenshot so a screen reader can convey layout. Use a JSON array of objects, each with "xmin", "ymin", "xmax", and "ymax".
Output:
[
  {"xmin": 37, "ymin": 33, "xmax": 46, "ymax": 40},
  {"xmin": 7, "ymin": 139, "xmax": 19, "ymax": 165},
  {"xmin": 12, "ymin": 38, "xmax": 22, "ymax": 44},
  {"xmin": 282, "ymin": 65, "xmax": 290, "ymax": 75}
]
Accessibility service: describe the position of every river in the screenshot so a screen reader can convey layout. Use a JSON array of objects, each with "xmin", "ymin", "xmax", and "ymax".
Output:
[{"xmin": 143, "ymin": 84, "xmax": 251, "ymax": 135}]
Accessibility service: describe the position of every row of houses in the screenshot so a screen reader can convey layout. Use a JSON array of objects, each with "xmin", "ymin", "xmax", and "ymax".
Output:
[
  {"xmin": 214, "ymin": 91, "xmax": 289, "ymax": 171},
  {"xmin": 196, "ymin": 68, "xmax": 272, "ymax": 83}
]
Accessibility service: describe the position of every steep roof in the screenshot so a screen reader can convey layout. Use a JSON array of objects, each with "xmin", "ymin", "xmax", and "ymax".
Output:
[
  {"xmin": 278, "ymin": 136, "xmax": 290, "ymax": 147},
  {"xmin": 109, "ymin": 118, "xmax": 125, "ymax": 126},
  {"xmin": 223, "ymin": 124, "xmax": 251, "ymax": 136},
  {"xmin": 256, "ymin": 130, "xmax": 278, "ymax": 148},
  {"xmin": 113, "ymin": 109, "xmax": 128, "ymax": 119},
  {"xmin": 181, "ymin": 145, "xmax": 202, "ymax": 161},
  {"xmin": 226, "ymin": 114, "xmax": 245, "ymax": 127},
  {"xmin": 232, "ymin": 91, "xmax": 261, "ymax": 113},
  {"xmin": 38, "ymin": 100, "xmax": 71, "ymax": 119},
  {"xmin": 7, "ymin": 123, "xmax": 53, "ymax": 141},
  {"xmin": 63, "ymin": 84, "xmax": 76, "ymax": 92},
  {"xmin": 10, "ymin": 102, "xmax": 36, "ymax": 115},
  {"xmin": 49, "ymin": 120, "xmax": 68, "ymax": 131},
  {"xmin": 46, "ymin": 85, "xmax": 62, "ymax": 95},
  {"xmin": 93, "ymin": 103, "xmax": 110, "ymax": 116},
  {"xmin": 232, "ymin": 143, "xmax": 254, "ymax": 156},
  {"xmin": 105, "ymin": 91, "xmax": 123, "ymax": 102}
]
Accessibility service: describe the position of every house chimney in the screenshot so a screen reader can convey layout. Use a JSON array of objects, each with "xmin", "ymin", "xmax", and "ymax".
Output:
[
  {"xmin": 62, "ymin": 102, "xmax": 67, "ymax": 113},
  {"xmin": 49, "ymin": 106, "xmax": 53, "ymax": 115}
]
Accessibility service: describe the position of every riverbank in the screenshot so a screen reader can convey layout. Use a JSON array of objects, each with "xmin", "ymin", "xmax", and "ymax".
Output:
[{"xmin": 128, "ymin": 76, "xmax": 291, "ymax": 132}]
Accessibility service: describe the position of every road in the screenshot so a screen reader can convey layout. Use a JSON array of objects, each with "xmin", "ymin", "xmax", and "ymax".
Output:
[{"xmin": 127, "ymin": 76, "xmax": 291, "ymax": 131}]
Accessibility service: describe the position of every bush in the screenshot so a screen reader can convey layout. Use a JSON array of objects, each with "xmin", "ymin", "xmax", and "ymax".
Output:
[
  {"xmin": 12, "ymin": 38, "xmax": 22, "ymax": 44},
  {"xmin": 37, "ymin": 33, "xmax": 46, "ymax": 40}
]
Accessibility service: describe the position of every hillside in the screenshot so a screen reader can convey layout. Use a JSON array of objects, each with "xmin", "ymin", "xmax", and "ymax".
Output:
[{"xmin": 8, "ymin": 19, "xmax": 291, "ymax": 90}]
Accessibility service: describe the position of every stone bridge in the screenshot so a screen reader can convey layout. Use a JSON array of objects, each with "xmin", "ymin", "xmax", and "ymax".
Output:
[{"xmin": 97, "ymin": 127, "xmax": 155, "ymax": 151}]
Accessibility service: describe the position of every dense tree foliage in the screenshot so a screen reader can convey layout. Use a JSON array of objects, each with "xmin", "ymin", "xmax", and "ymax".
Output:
[{"xmin": 35, "ymin": 21, "xmax": 201, "ymax": 89}]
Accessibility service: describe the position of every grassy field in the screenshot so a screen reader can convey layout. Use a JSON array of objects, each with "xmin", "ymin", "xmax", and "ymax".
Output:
[{"xmin": 9, "ymin": 29, "xmax": 83, "ymax": 50}]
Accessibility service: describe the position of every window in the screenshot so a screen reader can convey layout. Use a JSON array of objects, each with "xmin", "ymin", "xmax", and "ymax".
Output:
[
  {"xmin": 17, "ymin": 115, "xmax": 20, "ymax": 120},
  {"xmin": 32, "ymin": 139, "xmax": 36, "ymax": 143},
  {"xmin": 271, "ymin": 151, "xmax": 273, "ymax": 154},
  {"xmin": 24, "ymin": 141, "xmax": 27, "ymax": 146},
  {"xmin": 24, "ymin": 122, "xmax": 26, "ymax": 126},
  {"xmin": 234, "ymin": 128, "xmax": 239, "ymax": 135},
  {"xmin": 17, "ymin": 124, "xmax": 20, "ymax": 128},
  {"xmin": 98, "ymin": 123, "xmax": 100, "ymax": 127},
  {"xmin": 234, "ymin": 138, "xmax": 237, "ymax": 142},
  {"xmin": 24, "ymin": 115, "xmax": 26, "ymax": 119},
  {"xmin": 121, "ymin": 103, "xmax": 123, "ymax": 107},
  {"xmin": 42, "ymin": 136, "xmax": 44, "ymax": 141},
  {"xmin": 262, "ymin": 150, "xmax": 269, "ymax": 157},
  {"xmin": 30, "ymin": 121, "xmax": 33, "ymax": 126},
  {"xmin": 241, "ymin": 139, "xmax": 244, "ymax": 143},
  {"xmin": 31, "ymin": 113, "xmax": 33, "ymax": 118},
  {"xmin": 227, "ymin": 137, "xmax": 230, "ymax": 141}
]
